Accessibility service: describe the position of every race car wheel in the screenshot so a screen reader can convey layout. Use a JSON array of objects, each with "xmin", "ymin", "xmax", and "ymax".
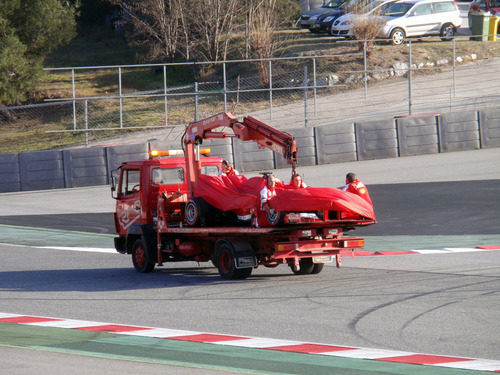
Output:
[
  {"xmin": 266, "ymin": 209, "xmax": 282, "ymax": 226},
  {"xmin": 185, "ymin": 199, "xmax": 201, "ymax": 226},
  {"xmin": 185, "ymin": 197, "xmax": 215, "ymax": 226},
  {"xmin": 132, "ymin": 239, "xmax": 155, "ymax": 273}
]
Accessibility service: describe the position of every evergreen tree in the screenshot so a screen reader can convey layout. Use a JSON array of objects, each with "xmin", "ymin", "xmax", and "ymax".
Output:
[{"xmin": 0, "ymin": 0, "xmax": 76, "ymax": 105}]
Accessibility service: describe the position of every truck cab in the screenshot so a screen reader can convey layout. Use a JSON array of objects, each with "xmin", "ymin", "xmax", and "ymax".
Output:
[{"xmin": 112, "ymin": 153, "xmax": 222, "ymax": 252}]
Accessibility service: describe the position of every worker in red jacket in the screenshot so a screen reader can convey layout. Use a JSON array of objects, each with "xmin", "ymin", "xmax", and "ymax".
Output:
[
  {"xmin": 342, "ymin": 172, "xmax": 372, "ymax": 205},
  {"xmin": 220, "ymin": 160, "xmax": 239, "ymax": 176},
  {"xmin": 260, "ymin": 174, "xmax": 277, "ymax": 210},
  {"xmin": 289, "ymin": 173, "xmax": 307, "ymax": 188}
]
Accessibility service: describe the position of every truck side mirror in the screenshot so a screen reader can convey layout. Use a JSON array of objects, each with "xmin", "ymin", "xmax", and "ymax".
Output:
[{"xmin": 110, "ymin": 175, "xmax": 118, "ymax": 199}]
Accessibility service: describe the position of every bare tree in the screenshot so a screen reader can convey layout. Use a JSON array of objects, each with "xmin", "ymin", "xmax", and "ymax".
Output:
[
  {"xmin": 187, "ymin": 0, "xmax": 239, "ymax": 62},
  {"xmin": 112, "ymin": 0, "xmax": 185, "ymax": 62},
  {"xmin": 247, "ymin": 0, "xmax": 281, "ymax": 86}
]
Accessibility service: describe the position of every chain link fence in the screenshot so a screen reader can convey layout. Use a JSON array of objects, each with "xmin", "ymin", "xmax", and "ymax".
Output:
[{"xmin": 1, "ymin": 37, "xmax": 500, "ymax": 152}]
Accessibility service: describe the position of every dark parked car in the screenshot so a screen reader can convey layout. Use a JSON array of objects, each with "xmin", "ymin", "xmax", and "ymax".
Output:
[
  {"xmin": 301, "ymin": 0, "xmax": 347, "ymax": 32},
  {"xmin": 310, "ymin": 3, "xmax": 348, "ymax": 33}
]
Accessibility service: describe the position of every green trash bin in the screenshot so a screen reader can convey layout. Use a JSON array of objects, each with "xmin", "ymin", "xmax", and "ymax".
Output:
[{"xmin": 470, "ymin": 14, "xmax": 491, "ymax": 41}]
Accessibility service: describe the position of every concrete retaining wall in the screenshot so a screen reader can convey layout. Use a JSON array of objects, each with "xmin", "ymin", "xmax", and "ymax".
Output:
[
  {"xmin": 275, "ymin": 127, "xmax": 316, "ymax": 169},
  {"xmin": 356, "ymin": 119, "xmax": 398, "ymax": 160},
  {"xmin": 106, "ymin": 143, "xmax": 149, "ymax": 173},
  {"xmin": 233, "ymin": 138, "xmax": 274, "ymax": 173},
  {"xmin": 19, "ymin": 150, "xmax": 65, "ymax": 191},
  {"xmin": 479, "ymin": 109, "xmax": 500, "ymax": 148},
  {"xmin": 439, "ymin": 111, "xmax": 480, "ymax": 152},
  {"xmin": 0, "ymin": 109, "xmax": 498, "ymax": 193},
  {"xmin": 315, "ymin": 122, "xmax": 356, "ymax": 164},
  {"xmin": 63, "ymin": 147, "xmax": 108, "ymax": 188},
  {"xmin": 0, "ymin": 154, "xmax": 20, "ymax": 193},
  {"xmin": 396, "ymin": 115, "xmax": 439, "ymax": 156}
]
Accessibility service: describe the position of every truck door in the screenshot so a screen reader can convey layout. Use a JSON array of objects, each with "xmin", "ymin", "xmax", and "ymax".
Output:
[{"xmin": 115, "ymin": 168, "xmax": 142, "ymax": 236}]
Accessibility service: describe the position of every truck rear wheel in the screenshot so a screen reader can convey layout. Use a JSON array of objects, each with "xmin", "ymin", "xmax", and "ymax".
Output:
[
  {"xmin": 214, "ymin": 242, "xmax": 252, "ymax": 280},
  {"xmin": 132, "ymin": 239, "xmax": 155, "ymax": 273},
  {"xmin": 311, "ymin": 263, "xmax": 324, "ymax": 274},
  {"xmin": 291, "ymin": 258, "xmax": 315, "ymax": 275}
]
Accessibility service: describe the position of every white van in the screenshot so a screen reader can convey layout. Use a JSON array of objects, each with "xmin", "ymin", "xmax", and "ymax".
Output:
[{"xmin": 379, "ymin": 0, "xmax": 462, "ymax": 44}]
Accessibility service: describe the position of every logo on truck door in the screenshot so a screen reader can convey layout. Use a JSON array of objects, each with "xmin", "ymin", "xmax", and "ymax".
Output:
[{"xmin": 118, "ymin": 199, "xmax": 141, "ymax": 230}]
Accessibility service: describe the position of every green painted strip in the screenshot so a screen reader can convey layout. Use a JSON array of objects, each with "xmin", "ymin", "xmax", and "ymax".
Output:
[
  {"xmin": 0, "ymin": 323, "xmax": 492, "ymax": 375},
  {"xmin": 364, "ymin": 235, "xmax": 500, "ymax": 252},
  {"xmin": 0, "ymin": 224, "xmax": 114, "ymax": 248}
]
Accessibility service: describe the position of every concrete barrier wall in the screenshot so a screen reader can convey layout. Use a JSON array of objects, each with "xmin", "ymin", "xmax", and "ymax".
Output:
[
  {"xmin": 19, "ymin": 150, "xmax": 65, "ymax": 191},
  {"xmin": 275, "ymin": 127, "xmax": 316, "ymax": 169},
  {"xmin": 203, "ymin": 138, "xmax": 234, "ymax": 167},
  {"xmin": 356, "ymin": 119, "xmax": 398, "ymax": 160},
  {"xmin": 396, "ymin": 115, "xmax": 439, "ymax": 156},
  {"xmin": 0, "ymin": 153, "xmax": 20, "ymax": 193},
  {"xmin": 439, "ymin": 111, "xmax": 480, "ymax": 152},
  {"xmin": 479, "ymin": 109, "xmax": 500, "ymax": 148},
  {"xmin": 315, "ymin": 122, "xmax": 356, "ymax": 164},
  {"xmin": 63, "ymin": 147, "xmax": 109, "ymax": 188},
  {"xmin": 233, "ymin": 138, "xmax": 274, "ymax": 173},
  {"xmin": 106, "ymin": 143, "xmax": 149, "ymax": 173},
  {"xmin": 1, "ymin": 109, "xmax": 497, "ymax": 193}
]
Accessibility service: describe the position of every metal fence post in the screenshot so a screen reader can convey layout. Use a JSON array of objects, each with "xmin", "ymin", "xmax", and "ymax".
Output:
[
  {"xmin": 223, "ymin": 62, "xmax": 227, "ymax": 112},
  {"xmin": 84, "ymin": 100, "xmax": 88, "ymax": 147},
  {"xmin": 269, "ymin": 60, "xmax": 273, "ymax": 120},
  {"xmin": 313, "ymin": 57, "xmax": 317, "ymax": 116},
  {"xmin": 304, "ymin": 65, "xmax": 308, "ymax": 128},
  {"xmin": 163, "ymin": 65, "xmax": 168, "ymax": 127},
  {"xmin": 194, "ymin": 81, "xmax": 199, "ymax": 121},
  {"xmin": 452, "ymin": 38, "xmax": 456, "ymax": 97},
  {"xmin": 118, "ymin": 67, "xmax": 123, "ymax": 128},
  {"xmin": 364, "ymin": 40, "xmax": 368, "ymax": 99},
  {"xmin": 72, "ymin": 69, "xmax": 76, "ymax": 130},
  {"xmin": 408, "ymin": 41, "xmax": 412, "ymax": 115}
]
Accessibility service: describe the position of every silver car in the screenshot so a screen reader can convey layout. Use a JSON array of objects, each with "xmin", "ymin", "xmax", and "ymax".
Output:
[{"xmin": 379, "ymin": 0, "xmax": 462, "ymax": 44}]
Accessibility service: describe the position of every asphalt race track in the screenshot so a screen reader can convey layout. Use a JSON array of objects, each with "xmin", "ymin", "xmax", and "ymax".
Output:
[{"xmin": 0, "ymin": 149, "xmax": 499, "ymax": 374}]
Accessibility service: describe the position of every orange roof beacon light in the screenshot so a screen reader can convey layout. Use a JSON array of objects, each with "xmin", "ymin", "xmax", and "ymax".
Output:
[{"xmin": 149, "ymin": 148, "xmax": 210, "ymax": 160}]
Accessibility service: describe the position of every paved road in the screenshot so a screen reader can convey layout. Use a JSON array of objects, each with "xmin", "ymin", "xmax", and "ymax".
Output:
[{"xmin": 0, "ymin": 148, "xmax": 499, "ymax": 374}]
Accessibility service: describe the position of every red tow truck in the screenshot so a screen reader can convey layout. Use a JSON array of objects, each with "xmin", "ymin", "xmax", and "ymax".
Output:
[{"xmin": 111, "ymin": 112, "xmax": 375, "ymax": 279}]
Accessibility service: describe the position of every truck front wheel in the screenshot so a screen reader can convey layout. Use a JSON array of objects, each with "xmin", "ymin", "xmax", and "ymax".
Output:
[{"xmin": 132, "ymin": 239, "xmax": 155, "ymax": 273}]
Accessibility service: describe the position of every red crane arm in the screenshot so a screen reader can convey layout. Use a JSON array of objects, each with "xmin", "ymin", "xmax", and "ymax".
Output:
[{"xmin": 183, "ymin": 112, "xmax": 298, "ymax": 197}]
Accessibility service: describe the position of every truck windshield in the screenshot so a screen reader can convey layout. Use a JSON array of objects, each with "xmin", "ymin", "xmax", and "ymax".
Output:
[
  {"xmin": 201, "ymin": 165, "xmax": 219, "ymax": 176},
  {"xmin": 152, "ymin": 167, "xmax": 185, "ymax": 185},
  {"xmin": 152, "ymin": 165, "xmax": 219, "ymax": 186}
]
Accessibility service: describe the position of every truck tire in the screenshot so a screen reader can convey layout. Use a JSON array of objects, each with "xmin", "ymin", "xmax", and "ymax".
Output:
[
  {"xmin": 214, "ymin": 242, "xmax": 252, "ymax": 280},
  {"xmin": 311, "ymin": 263, "xmax": 324, "ymax": 274},
  {"xmin": 132, "ymin": 239, "xmax": 155, "ymax": 273},
  {"xmin": 291, "ymin": 258, "xmax": 315, "ymax": 275}
]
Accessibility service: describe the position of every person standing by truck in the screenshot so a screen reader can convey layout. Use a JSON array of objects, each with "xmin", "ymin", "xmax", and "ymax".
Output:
[
  {"xmin": 343, "ymin": 172, "xmax": 372, "ymax": 205},
  {"xmin": 260, "ymin": 174, "xmax": 277, "ymax": 210},
  {"xmin": 220, "ymin": 160, "xmax": 239, "ymax": 176},
  {"xmin": 289, "ymin": 173, "xmax": 307, "ymax": 188}
]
